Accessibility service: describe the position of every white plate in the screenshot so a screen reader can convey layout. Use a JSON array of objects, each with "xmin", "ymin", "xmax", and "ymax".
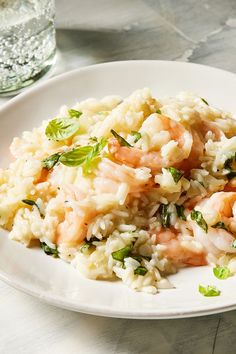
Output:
[{"xmin": 1, "ymin": 60, "xmax": 236, "ymax": 319}]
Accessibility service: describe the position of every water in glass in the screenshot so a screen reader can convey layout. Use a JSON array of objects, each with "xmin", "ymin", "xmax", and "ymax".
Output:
[{"xmin": 0, "ymin": 0, "xmax": 56, "ymax": 94}]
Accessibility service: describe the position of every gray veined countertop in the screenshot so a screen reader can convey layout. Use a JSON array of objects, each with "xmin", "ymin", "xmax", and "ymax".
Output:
[{"xmin": 1, "ymin": 1, "xmax": 236, "ymax": 353}]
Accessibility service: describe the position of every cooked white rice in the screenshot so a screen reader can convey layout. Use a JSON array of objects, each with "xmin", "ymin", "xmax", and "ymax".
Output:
[{"xmin": 1, "ymin": 88, "xmax": 236, "ymax": 294}]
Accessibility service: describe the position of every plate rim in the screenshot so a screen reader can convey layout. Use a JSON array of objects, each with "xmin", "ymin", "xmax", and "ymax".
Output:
[
  {"xmin": 1, "ymin": 59, "xmax": 236, "ymax": 319},
  {"xmin": 1, "ymin": 59, "xmax": 236, "ymax": 114}
]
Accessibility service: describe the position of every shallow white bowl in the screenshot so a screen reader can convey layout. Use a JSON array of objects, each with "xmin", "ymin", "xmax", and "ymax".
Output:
[{"xmin": 1, "ymin": 60, "xmax": 236, "ymax": 319}]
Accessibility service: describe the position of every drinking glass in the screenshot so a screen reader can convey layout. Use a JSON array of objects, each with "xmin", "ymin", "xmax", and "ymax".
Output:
[{"xmin": 0, "ymin": 0, "xmax": 56, "ymax": 95}]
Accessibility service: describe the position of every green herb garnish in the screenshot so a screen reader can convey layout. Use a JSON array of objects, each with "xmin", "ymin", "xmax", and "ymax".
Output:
[
  {"xmin": 224, "ymin": 153, "xmax": 236, "ymax": 179},
  {"xmin": 191, "ymin": 210, "xmax": 208, "ymax": 233},
  {"xmin": 232, "ymin": 239, "xmax": 236, "ymax": 248},
  {"xmin": 59, "ymin": 146, "xmax": 93, "ymax": 167},
  {"xmin": 111, "ymin": 245, "xmax": 132, "ymax": 262},
  {"xmin": 48, "ymin": 138, "xmax": 107, "ymax": 172},
  {"xmin": 156, "ymin": 108, "xmax": 162, "ymax": 114},
  {"xmin": 111, "ymin": 129, "xmax": 132, "ymax": 147},
  {"xmin": 131, "ymin": 255, "xmax": 142, "ymax": 263},
  {"xmin": 176, "ymin": 204, "xmax": 187, "ymax": 221},
  {"xmin": 224, "ymin": 154, "xmax": 236, "ymax": 170},
  {"xmin": 134, "ymin": 266, "xmax": 148, "ymax": 276},
  {"xmin": 198, "ymin": 284, "xmax": 220, "ymax": 297},
  {"xmin": 227, "ymin": 171, "xmax": 236, "ymax": 179},
  {"xmin": 80, "ymin": 236, "xmax": 100, "ymax": 253},
  {"xmin": 131, "ymin": 131, "xmax": 141, "ymax": 143},
  {"xmin": 68, "ymin": 109, "xmax": 82, "ymax": 118},
  {"xmin": 22, "ymin": 199, "xmax": 44, "ymax": 218},
  {"xmin": 84, "ymin": 137, "xmax": 107, "ymax": 173},
  {"xmin": 201, "ymin": 97, "xmax": 209, "ymax": 105},
  {"xmin": 40, "ymin": 242, "xmax": 59, "ymax": 258},
  {"xmin": 42, "ymin": 153, "xmax": 61, "ymax": 170},
  {"xmin": 89, "ymin": 137, "xmax": 98, "ymax": 142},
  {"xmin": 166, "ymin": 167, "xmax": 184, "ymax": 184},
  {"xmin": 212, "ymin": 221, "xmax": 228, "ymax": 231},
  {"xmin": 160, "ymin": 204, "xmax": 171, "ymax": 228},
  {"xmin": 213, "ymin": 266, "xmax": 231, "ymax": 280},
  {"xmin": 45, "ymin": 118, "xmax": 80, "ymax": 141}
]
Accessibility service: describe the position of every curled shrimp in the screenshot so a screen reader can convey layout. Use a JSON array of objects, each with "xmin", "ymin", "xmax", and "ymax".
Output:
[
  {"xmin": 154, "ymin": 229, "xmax": 207, "ymax": 267},
  {"xmin": 177, "ymin": 128, "xmax": 204, "ymax": 172},
  {"xmin": 196, "ymin": 192, "xmax": 236, "ymax": 225},
  {"xmin": 190, "ymin": 192, "xmax": 236, "ymax": 256},
  {"xmin": 109, "ymin": 114, "xmax": 193, "ymax": 172},
  {"xmin": 191, "ymin": 223, "xmax": 236, "ymax": 256},
  {"xmin": 95, "ymin": 158, "xmax": 153, "ymax": 194},
  {"xmin": 56, "ymin": 185, "xmax": 96, "ymax": 246},
  {"xmin": 56, "ymin": 208, "xmax": 96, "ymax": 246}
]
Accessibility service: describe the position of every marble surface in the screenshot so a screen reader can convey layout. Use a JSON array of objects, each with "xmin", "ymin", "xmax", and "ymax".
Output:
[{"xmin": 1, "ymin": 0, "xmax": 236, "ymax": 353}]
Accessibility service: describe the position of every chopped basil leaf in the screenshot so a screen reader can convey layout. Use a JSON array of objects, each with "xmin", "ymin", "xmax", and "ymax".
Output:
[
  {"xmin": 84, "ymin": 138, "xmax": 107, "ymax": 173},
  {"xmin": 45, "ymin": 118, "xmax": 80, "ymax": 141},
  {"xmin": 227, "ymin": 171, "xmax": 236, "ymax": 180},
  {"xmin": 59, "ymin": 138, "xmax": 107, "ymax": 171},
  {"xmin": 156, "ymin": 108, "xmax": 162, "ymax": 114},
  {"xmin": 176, "ymin": 205, "xmax": 187, "ymax": 221},
  {"xmin": 112, "ymin": 245, "xmax": 132, "ymax": 262},
  {"xmin": 191, "ymin": 210, "xmax": 208, "ymax": 233},
  {"xmin": 224, "ymin": 153, "xmax": 236, "ymax": 179},
  {"xmin": 40, "ymin": 242, "xmax": 59, "ymax": 258},
  {"xmin": 89, "ymin": 137, "xmax": 98, "ymax": 142},
  {"xmin": 232, "ymin": 239, "xmax": 236, "ymax": 248},
  {"xmin": 42, "ymin": 153, "xmax": 61, "ymax": 170},
  {"xmin": 213, "ymin": 266, "xmax": 231, "ymax": 280},
  {"xmin": 198, "ymin": 284, "xmax": 220, "ymax": 297},
  {"xmin": 212, "ymin": 221, "xmax": 228, "ymax": 231},
  {"xmin": 160, "ymin": 204, "xmax": 171, "ymax": 228},
  {"xmin": 80, "ymin": 243, "xmax": 91, "ymax": 253},
  {"xmin": 166, "ymin": 167, "xmax": 184, "ymax": 183},
  {"xmin": 142, "ymin": 255, "xmax": 151, "ymax": 261},
  {"xmin": 68, "ymin": 109, "xmax": 82, "ymax": 118},
  {"xmin": 224, "ymin": 155, "xmax": 235, "ymax": 170},
  {"xmin": 111, "ymin": 129, "xmax": 132, "ymax": 147},
  {"xmin": 131, "ymin": 131, "xmax": 141, "ymax": 143},
  {"xmin": 22, "ymin": 199, "xmax": 44, "ymax": 218},
  {"xmin": 131, "ymin": 255, "xmax": 142, "ymax": 263},
  {"xmin": 134, "ymin": 266, "xmax": 148, "ymax": 276},
  {"xmin": 201, "ymin": 97, "xmax": 209, "ymax": 105},
  {"xmin": 59, "ymin": 146, "xmax": 93, "ymax": 167},
  {"xmin": 22, "ymin": 199, "xmax": 37, "ymax": 206},
  {"xmin": 80, "ymin": 236, "xmax": 100, "ymax": 253}
]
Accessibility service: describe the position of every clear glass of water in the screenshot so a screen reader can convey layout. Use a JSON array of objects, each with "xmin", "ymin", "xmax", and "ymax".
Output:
[{"xmin": 0, "ymin": 0, "xmax": 56, "ymax": 95}]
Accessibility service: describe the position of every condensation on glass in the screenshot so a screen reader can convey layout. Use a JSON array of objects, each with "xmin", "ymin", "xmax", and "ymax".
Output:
[{"xmin": 0, "ymin": 0, "xmax": 56, "ymax": 95}]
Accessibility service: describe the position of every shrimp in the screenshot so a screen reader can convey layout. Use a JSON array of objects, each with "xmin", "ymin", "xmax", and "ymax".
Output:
[
  {"xmin": 154, "ymin": 229, "xmax": 207, "ymax": 267},
  {"xmin": 109, "ymin": 114, "xmax": 193, "ymax": 172},
  {"xmin": 177, "ymin": 128, "xmax": 204, "ymax": 173},
  {"xmin": 196, "ymin": 192, "xmax": 236, "ymax": 225},
  {"xmin": 55, "ymin": 185, "xmax": 97, "ymax": 246},
  {"xmin": 194, "ymin": 120, "xmax": 223, "ymax": 141},
  {"xmin": 34, "ymin": 168, "xmax": 50, "ymax": 184},
  {"xmin": 190, "ymin": 192, "xmax": 236, "ymax": 255},
  {"xmin": 95, "ymin": 158, "xmax": 153, "ymax": 194},
  {"xmin": 191, "ymin": 223, "xmax": 236, "ymax": 256},
  {"xmin": 56, "ymin": 208, "xmax": 96, "ymax": 246}
]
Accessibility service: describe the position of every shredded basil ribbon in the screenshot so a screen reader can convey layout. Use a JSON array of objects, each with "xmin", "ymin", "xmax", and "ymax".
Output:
[
  {"xmin": 191, "ymin": 209, "xmax": 208, "ymax": 233},
  {"xmin": 166, "ymin": 167, "xmax": 184, "ymax": 184},
  {"xmin": 111, "ymin": 129, "xmax": 132, "ymax": 147},
  {"xmin": 40, "ymin": 242, "xmax": 59, "ymax": 258},
  {"xmin": 131, "ymin": 130, "xmax": 141, "ymax": 143},
  {"xmin": 22, "ymin": 199, "xmax": 44, "ymax": 218}
]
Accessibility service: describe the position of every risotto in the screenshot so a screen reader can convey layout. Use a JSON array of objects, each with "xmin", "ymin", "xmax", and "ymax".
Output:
[{"xmin": 1, "ymin": 88, "xmax": 236, "ymax": 295}]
